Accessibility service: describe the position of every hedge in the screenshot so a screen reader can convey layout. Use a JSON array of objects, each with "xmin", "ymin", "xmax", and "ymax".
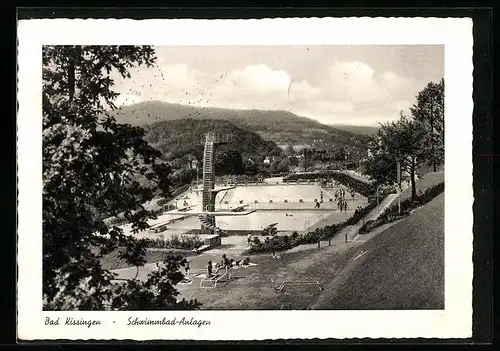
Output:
[
  {"xmin": 247, "ymin": 199, "xmax": 378, "ymax": 255},
  {"xmin": 216, "ymin": 174, "xmax": 263, "ymax": 184},
  {"xmin": 140, "ymin": 234, "xmax": 203, "ymax": 251},
  {"xmin": 359, "ymin": 182, "xmax": 444, "ymax": 234},
  {"xmin": 156, "ymin": 198, "xmax": 169, "ymax": 207}
]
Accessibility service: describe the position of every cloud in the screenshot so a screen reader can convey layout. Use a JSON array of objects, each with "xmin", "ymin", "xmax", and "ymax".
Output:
[
  {"xmin": 330, "ymin": 60, "xmax": 375, "ymax": 79},
  {"xmin": 114, "ymin": 93, "xmax": 144, "ymax": 107},
  {"xmin": 111, "ymin": 59, "xmax": 428, "ymax": 126},
  {"xmin": 159, "ymin": 64, "xmax": 200, "ymax": 87},
  {"xmin": 209, "ymin": 64, "xmax": 321, "ymax": 110},
  {"xmin": 227, "ymin": 64, "xmax": 291, "ymax": 91}
]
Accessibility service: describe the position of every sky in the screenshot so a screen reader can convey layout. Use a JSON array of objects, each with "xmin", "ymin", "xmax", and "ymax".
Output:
[{"xmin": 111, "ymin": 45, "xmax": 444, "ymax": 126}]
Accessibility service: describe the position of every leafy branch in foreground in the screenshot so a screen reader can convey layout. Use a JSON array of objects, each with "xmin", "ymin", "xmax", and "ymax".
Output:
[{"xmin": 42, "ymin": 45, "xmax": 199, "ymax": 310}]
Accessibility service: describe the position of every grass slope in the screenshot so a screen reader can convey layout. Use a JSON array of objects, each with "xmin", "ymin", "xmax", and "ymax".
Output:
[
  {"xmin": 399, "ymin": 171, "xmax": 444, "ymax": 204},
  {"xmin": 314, "ymin": 192, "xmax": 444, "ymax": 309}
]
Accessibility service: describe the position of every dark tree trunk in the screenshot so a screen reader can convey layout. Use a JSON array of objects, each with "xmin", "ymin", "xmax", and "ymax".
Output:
[
  {"xmin": 67, "ymin": 59, "xmax": 76, "ymax": 103},
  {"xmin": 410, "ymin": 157, "xmax": 417, "ymax": 201}
]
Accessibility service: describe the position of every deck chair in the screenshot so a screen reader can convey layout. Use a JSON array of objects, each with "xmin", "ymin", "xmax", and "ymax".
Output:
[
  {"xmin": 200, "ymin": 272, "xmax": 228, "ymax": 288},
  {"xmin": 271, "ymin": 278, "xmax": 324, "ymax": 293}
]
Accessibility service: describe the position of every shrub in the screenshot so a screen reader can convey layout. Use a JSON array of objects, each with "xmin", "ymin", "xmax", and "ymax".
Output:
[
  {"xmin": 246, "ymin": 200, "xmax": 377, "ymax": 255},
  {"xmin": 141, "ymin": 234, "xmax": 203, "ymax": 251},
  {"xmin": 247, "ymin": 235, "xmax": 295, "ymax": 254},
  {"xmin": 217, "ymin": 174, "xmax": 263, "ymax": 184},
  {"xmin": 156, "ymin": 198, "xmax": 169, "ymax": 207},
  {"xmin": 359, "ymin": 182, "xmax": 444, "ymax": 234},
  {"xmin": 359, "ymin": 220, "xmax": 375, "ymax": 234},
  {"xmin": 345, "ymin": 200, "xmax": 378, "ymax": 225}
]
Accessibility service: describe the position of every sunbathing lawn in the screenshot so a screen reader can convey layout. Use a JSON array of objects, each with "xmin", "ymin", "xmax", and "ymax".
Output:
[
  {"xmin": 100, "ymin": 248, "xmax": 194, "ymax": 271},
  {"xmin": 108, "ymin": 200, "xmax": 408, "ymax": 310},
  {"xmin": 176, "ymin": 242, "xmax": 364, "ymax": 310}
]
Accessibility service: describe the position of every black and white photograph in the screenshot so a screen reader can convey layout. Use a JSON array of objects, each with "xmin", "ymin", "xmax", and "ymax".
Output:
[{"xmin": 17, "ymin": 17, "xmax": 473, "ymax": 340}]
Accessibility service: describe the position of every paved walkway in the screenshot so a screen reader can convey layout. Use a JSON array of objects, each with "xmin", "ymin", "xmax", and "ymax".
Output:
[
  {"xmin": 285, "ymin": 194, "xmax": 397, "ymax": 254},
  {"xmin": 338, "ymin": 170, "xmax": 374, "ymax": 185}
]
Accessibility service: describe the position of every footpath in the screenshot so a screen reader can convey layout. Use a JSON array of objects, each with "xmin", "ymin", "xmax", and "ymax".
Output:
[{"xmin": 285, "ymin": 194, "xmax": 398, "ymax": 254}]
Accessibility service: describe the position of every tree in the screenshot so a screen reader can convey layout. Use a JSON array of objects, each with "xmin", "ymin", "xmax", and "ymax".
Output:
[
  {"xmin": 379, "ymin": 112, "xmax": 426, "ymax": 200},
  {"xmin": 410, "ymin": 79, "xmax": 445, "ymax": 172},
  {"xmin": 42, "ymin": 45, "xmax": 200, "ymax": 310},
  {"xmin": 215, "ymin": 149, "xmax": 244, "ymax": 175},
  {"xmin": 171, "ymin": 167, "xmax": 197, "ymax": 188},
  {"xmin": 372, "ymin": 113, "xmax": 427, "ymax": 200},
  {"xmin": 243, "ymin": 159, "xmax": 258, "ymax": 175},
  {"xmin": 289, "ymin": 155, "xmax": 299, "ymax": 168},
  {"xmin": 269, "ymin": 157, "xmax": 291, "ymax": 174},
  {"xmin": 364, "ymin": 136, "xmax": 398, "ymax": 187},
  {"xmin": 334, "ymin": 147, "xmax": 346, "ymax": 161},
  {"xmin": 301, "ymin": 157, "xmax": 314, "ymax": 171}
]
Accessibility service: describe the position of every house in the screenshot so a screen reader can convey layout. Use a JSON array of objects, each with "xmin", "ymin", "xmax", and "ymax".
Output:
[{"xmin": 190, "ymin": 158, "xmax": 199, "ymax": 170}]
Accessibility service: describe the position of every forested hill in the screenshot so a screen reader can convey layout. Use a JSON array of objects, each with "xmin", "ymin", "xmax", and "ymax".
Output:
[
  {"xmin": 144, "ymin": 118, "xmax": 282, "ymax": 162},
  {"xmin": 109, "ymin": 101, "xmax": 369, "ymax": 154}
]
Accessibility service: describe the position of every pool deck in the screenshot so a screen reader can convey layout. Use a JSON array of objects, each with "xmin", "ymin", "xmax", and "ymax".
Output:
[{"xmin": 118, "ymin": 183, "xmax": 368, "ymax": 239}]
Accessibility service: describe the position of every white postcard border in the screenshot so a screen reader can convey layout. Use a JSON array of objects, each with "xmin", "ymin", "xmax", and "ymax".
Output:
[{"xmin": 17, "ymin": 17, "xmax": 473, "ymax": 340}]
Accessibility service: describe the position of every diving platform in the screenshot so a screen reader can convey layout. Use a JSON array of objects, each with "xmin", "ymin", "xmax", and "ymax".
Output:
[
  {"xmin": 160, "ymin": 210, "xmax": 256, "ymax": 216},
  {"xmin": 210, "ymin": 186, "xmax": 236, "ymax": 193},
  {"xmin": 190, "ymin": 186, "xmax": 236, "ymax": 193}
]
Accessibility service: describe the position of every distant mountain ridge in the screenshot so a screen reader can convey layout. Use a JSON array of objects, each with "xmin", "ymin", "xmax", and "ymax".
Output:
[
  {"xmin": 109, "ymin": 101, "xmax": 369, "ymax": 157},
  {"xmin": 329, "ymin": 124, "xmax": 380, "ymax": 136}
]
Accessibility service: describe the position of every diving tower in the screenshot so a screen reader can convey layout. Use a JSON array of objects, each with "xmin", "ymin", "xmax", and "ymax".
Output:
[{"xmin": 198, "ymin": 132, "xmax": 255, "ymax": 234}]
